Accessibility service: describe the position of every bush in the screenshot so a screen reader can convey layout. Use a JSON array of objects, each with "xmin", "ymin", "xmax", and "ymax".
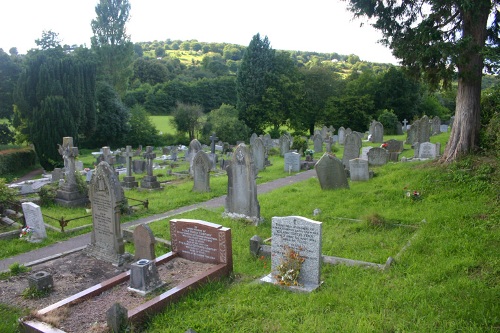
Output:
[
  {"xmin": 0, "ymin": 148, "xmax": 37, "ymax": 175},
  {"xmin": 0, "ymin": 178, "xmax": 17, "ymax": 213},
  {"xmin": 291, "ymin": 136, "xmax": 307, "ymax": 154},
  {"xmin": 481, "ymin": 111, "xmax": 500, "ymax": 156},
  {"xmin": 39, "ymin": 183, "xmax": 57, "ymax": 207},
  {"xmin": 378, "ymin": 109, "xmax": 399, "ymax": 135}
]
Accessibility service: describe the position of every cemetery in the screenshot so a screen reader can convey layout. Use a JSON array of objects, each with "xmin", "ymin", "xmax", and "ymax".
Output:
[{"xmin": 0, "ymin": 126, "xmax": 498, "ymax": 332}]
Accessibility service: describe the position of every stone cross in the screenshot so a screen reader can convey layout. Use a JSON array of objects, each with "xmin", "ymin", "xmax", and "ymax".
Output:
[
  {"xmin": 143, "ymin": 146, "xmax": 156, "ymax": 177},
  {"xmin": 124, "ymin": 145, "xmax": 134, "ymax": 177},
  {"xmin": 102, "ymin": 147, "xmax": 112, "ymax": 165},
  {"xmin": 210, "ymin": 133, "xmax": 219, "ymax": 154},
  {"xmin": 402, "ymin": 119, "xmax": 408, "ymax": 132},
  {"xmin": 57, "ymin": 137, "xmax": 79, "ymax": 189}
]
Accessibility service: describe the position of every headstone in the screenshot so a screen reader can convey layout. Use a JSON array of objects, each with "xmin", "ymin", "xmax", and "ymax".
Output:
[
  {"xmin": 396, "ymin": 121, "xmax": 404, "ymax": 135},
  {"xmin": 162, "ymin": 147, "xmax": 171, "ymax": 155},
  {"xmin": 325, "ymin": 136, "xmax": 334, "ymax": 153},
  {"xmin": 170, "ymin": 147, "xmax": 178, "ymax": 161},
  {"xmin": 84, "ymin": 161, "xmax": 126, "ymax": 266},
  {"xmin": 349, "ymin": 158, "xmax": 370, "ymax": 181},
  {"xmin": 51, "ymin": 168, "xmax": 62, "ymax": 183},
  {"xmin": 251, "ymin": 137, "xmax": 266, "ymax": 172},
  {"xmin": 133, "ymin": 224, "xmax": 156, "ymax": 260},
  {"xmin": 406, "ymin": 119, "xmax": 418, "ymax": 145},
  {"xmin": 370, "ymin": 121, "xmax": 384, "ymax": 143},
  {"xmin": 360, "ymin": 146, "xmax": 373, "ymax": 160},
  {"xmin": 132, "ymin": 160, "xmax": 146, "ymax": 174},
  {"xmin": 402, "ymin": 119, "xmax": 408, "ymax": 132},
  {"xmin": 225, "ymin": 144, "xmax": 260, "ymax": 223},
  {"xmin": 170, "ymin": 219, "xmax": 233, "ymax": 271},
  {"xmin": 314, "ymin": 153, "xmax": 349, "ymax": 190},
  {"xmin": 85, "ymin": 169, "xmax": 94, "ymax": 183},
  {"xmin": 279, "ymin": 135, "xmax": 291, "ymax": 157},
  {"xmin": 313, "ymin": 134, "xmax": 323, "ymax": 153},
  {"xmin": 385, "ymin": 139, "xmax": 404, "ymax": 162},
  {"xmin": 418, "ymin": 142, "xmax": 438, "ymax": 159},
  {"xmin": 440, "ymin": 124, "xmax": 449, "ymax": 133},
  {"xmin": 342, "ymin": 133, "xmax": 362, "ymax": 168},
  {"xmin": 55, "ymin": 137, "xmax": 88, "ymax": 207},
  {"xmin": 418, "ymin": 115, "xmax": 431, "ymax": 144},
  {"xmin": 192, "ymin": 150, "xmax": 211, "ymax": 192},
  {"xmin": 141, "ymin": 146, "xmax": 161, "ymax": 190},
  {"xmin": 106, "ymin": 303, "xmax": 128, "ymax": 333},
  {"xmin": 249, "ymin": 133, "xmax": 258, "ymax": 146},
  {"xmin": 321, "ymin": 126, "xmax": 328, "ymax": 140},
  {"xmin": 21, "ymin": 202, "xmax": 47, "ymax": 242},
  {"xmin": 431, "ymin": 116, "xmax": 441, "ymax": 135},
  {"xmin": 187, "ymin": 139, "xmax": 202, "ymax": 163},
  {"xmin": 367, "ymin": 147, "xmax": 389, "ymax": 166},
  {"xmin": 101, "ymin": 146, "xmax": 115, "ymax": 167},
  {"xmin": 262, "ymin": 216, "xmax": 322, "ymax": 291},
  {"xmin": 121, "ymin": 145, "xmax": 138, "ymax": 188},
  {"xmin": 338, "ymin": 127, "xmax": 346, "ymax": 145},
  {"xmin": 263, "ymin": 133, "xmax": 273, "ymax": 149},
  {"xmin": 284, "ymin": 152, "xmax": 301, "ymax": 173}
]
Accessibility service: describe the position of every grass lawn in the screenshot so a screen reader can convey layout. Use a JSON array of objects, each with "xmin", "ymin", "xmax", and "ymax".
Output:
[
  {"xmin": 149, "ymin": 115, "xmax": 176, "ymax": 134},
  {"xmin": 1, "ymin": 131, "xmax": 499, "ymax": 332}
]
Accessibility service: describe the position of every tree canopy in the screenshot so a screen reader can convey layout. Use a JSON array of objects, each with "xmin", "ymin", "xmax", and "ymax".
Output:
[{"xmin": 345, "ymin": 0, "xmax": 500, "ymax": 162}]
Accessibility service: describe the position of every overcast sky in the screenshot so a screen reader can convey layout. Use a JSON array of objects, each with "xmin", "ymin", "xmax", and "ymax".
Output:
[{"xmin": 0, "ymin": 0, "xmax": 399, "ymax": 64}]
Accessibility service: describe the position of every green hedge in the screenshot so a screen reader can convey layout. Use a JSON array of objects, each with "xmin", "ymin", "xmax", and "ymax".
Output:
[{"xmin": 0, "ymin": 148, "xmax": 38, "ymax": 174}]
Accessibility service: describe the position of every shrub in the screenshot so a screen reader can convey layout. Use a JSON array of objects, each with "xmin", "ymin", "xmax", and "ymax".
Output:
[
  {"xmin": 481, "ymin": 111, "xmax": 500, "ymax": 156},
  {"xmin": 291, "ymin": 136, "xmax": 307, "ymax": 154},
  {"xmin": 39, "ymin": 184, "xmax": 57, "ymax": 207}
]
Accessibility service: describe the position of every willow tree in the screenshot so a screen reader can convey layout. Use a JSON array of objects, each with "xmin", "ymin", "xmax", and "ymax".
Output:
[{"xmin": 345, "ymin": 0, "xmax": 500, "ymax": 162}]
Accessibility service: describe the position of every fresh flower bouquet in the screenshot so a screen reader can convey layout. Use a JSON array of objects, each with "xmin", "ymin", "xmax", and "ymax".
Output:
[
  {"xmin": 20, "ymin": 226, "xmax": 34, "ymax": 240},
  {"xmin": 404, "ymin": 186, "xmax": 422, "ymax": 201}
]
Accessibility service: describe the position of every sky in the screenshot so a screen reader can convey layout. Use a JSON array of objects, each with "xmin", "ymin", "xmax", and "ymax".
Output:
[{"xmin": 0, "ymin": 0, "xmax": 399, "ymax": 64}]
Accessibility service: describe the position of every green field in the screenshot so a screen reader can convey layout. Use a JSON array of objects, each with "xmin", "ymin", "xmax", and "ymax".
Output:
[{"xmin": 149, "ymin": 115, "xmax": 176, "ymax": 134}]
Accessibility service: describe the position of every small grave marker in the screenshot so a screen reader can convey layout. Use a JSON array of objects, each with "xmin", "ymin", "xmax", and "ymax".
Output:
[{"xmin": 21, "ymin": 202, "xmax": 47, "ymax": 242}]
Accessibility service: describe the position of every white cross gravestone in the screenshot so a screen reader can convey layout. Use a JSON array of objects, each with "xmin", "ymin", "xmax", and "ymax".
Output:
[
  {"xmin": 21, "ymin": 202, "xmax": 47, "ymax": 242},
  {"xmin": 261, "ymin": 216, "xmax": 322, "ymax": 292}
]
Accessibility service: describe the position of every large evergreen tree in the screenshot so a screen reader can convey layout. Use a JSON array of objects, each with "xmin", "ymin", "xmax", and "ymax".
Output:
[
  {"xmin": 345, "ymin": 0, "xmax": 500, "ymax": 162},
  {"xmin": 236, "ymin": 33, "xmax": 275, "ymax": 134},
  {"xmin": 14, "ymin": 49, "xmax": 97, "ymax": 169},
  {"xmin": 0, "ymin": 49, "xmax": 21, "ymax": 119},
  {"xmin": 91, "ymin": 0, "xmax": 134, "ymax": 96}
]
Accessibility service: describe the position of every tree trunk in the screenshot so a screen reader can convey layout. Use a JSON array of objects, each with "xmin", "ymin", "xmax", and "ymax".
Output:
[{"xmin": 439, "ymin": 4, "xmax": 489, "ymax": 163}]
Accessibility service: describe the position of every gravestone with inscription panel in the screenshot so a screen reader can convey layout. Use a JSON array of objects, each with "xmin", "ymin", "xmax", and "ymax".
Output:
[
  {"xmin": 261, "ymin": 216, "xmax": 322, "ymax": 292},
  {"xmin": 417, "ymin": 142, "xmax": 438, "ymax": 159},
  {"xmin": 342, "ymin": 133, "xmax": 362, "ymax": 168},
  {"xmin": 349, "ymin": 158, "xmax": 370, "ymax": 181},
  {"xmin": 84, "ymin": 161, "xmax": 127, "ymax": 266},
  {"xmin": 284, "ymin": 151, "xmax": 301, "ymax": 173},
  {"xmin": 315, "ymin": 153, "xmax": 349, "ymax": 190},
  {"xmin": 170, "ymin": 219, "xmax": 233, "ymax": 273},
  {"xmin": 367, "ymin": 147, "xmax": 389, "ymax": 166}
]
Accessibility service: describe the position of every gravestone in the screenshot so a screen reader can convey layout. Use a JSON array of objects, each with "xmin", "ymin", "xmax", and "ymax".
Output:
[
  {"xmin": 51, "ymin": 168, "xmax": 62, "ymax": 183},
  {"xmin": 85, "ymin": 169, "xmax": 94, "ymax": 183},
  {"xmin": 187, "ymin": 139, "xmax": 202, "ymax": 163},
  {"xmin": 121, "ymin": 145, "xmax": 138, "ymax": 189},
  {"xmin": 209, "ymin": 133, "xmax": 218, "ymax": 155},
  {"xmin": 55, "ymin": 137, "xmax": 88, "ymax": 207},
  {"xmin": 132, "ymin": 160, "xmax": 146, "ymax": 174},
  {"xmin": 321, "ymin": 126, "xmax": 328, "ymax": 140},
  {"xmin": 406, "ymin": 120, "xmax": 418, "ymax": 145},
  {"xmin": 133, "ymin": 224, "xmax": 156, "ymax": 260},
  {"xmin": 84, "ymin": 161, "xmax": 126, "ymax": 266},
  {"xmin": 192, "ymin": 150, "xmax": 211, "ymax": 192},
  {"xmin": 325, "ymin": 136, "xmax": 334, "ymax": 153},
  {"xmin": 417, "ymin": 115, "xmax": 431, "ymax": 144},
  {"xmin": 21, "ymin": 202, "xmax": 47, "ymax": 242},
  {"xmin": 101, "ymin": 147, "xmax": 115, "ymax": 167},
  {"xmin": 263, "ymin": 133, "xmax": 273, "ymax": 149},
  {"xmin": 279, "ymin": 135, "xmax": 291, "ymax": 157},
  {"xmin": 349, "ymin": 158, "xmax": 370, "ymax": 181},
  {"xmin": 250, "ymin": 133, "xmax": 258, "ymax": 146},
  {"xmin": 402, "ymin": 119, "xmax": 408, "ymax": 132},
  {"xmin": 261, "ymin": 216, "xmax": 322, "ymax": 291},
  {"xmin": 225, "ymin": 144, "xmax": 260, "ymax": 223},
  {"xmin": 370, "ymin": 121, "xmax": 384, "ymax": 143},
  {"xmin": 342, "ymin": 133, "xmax": 362, "ymax": 168},
  {"xmin": 75, "ymin": 161, "xmax": 84, "ymax": 172},
  {"xmin": 360, "ymin": 146, "xmax": 373, "ymax": 160},
  {"xmin": 396, "ymin": 121, "xmax": 404, "ymax": 135},
  {"xmin": 338, "ymin": 127, "xmax": 346, "ymax": 145},
  {"xmin": 140, "ymin": 146, "xmax": 161, "ymax": 190},
  {"xmin": 418, "ymin": 142, "xmax": 438, "ymax": 159},
  {"xmin": 367, "ymin": 147, "xmax": 389, "ymax": 166},
  {"xmin": 385, "ymin": 139, "xmax": 404, "ymax": 162},
  {"xmin": 284, "ymin": 151, "xmax": 301, "ymax": 173},
  {"xmin": 313, "ymin": 134, "xmax": 323, "ymax": 153},
  {"xmin": 315, "ymin": 153, "xmax": 349, "ymax": 190},
  {"xmin": 251, "ymin": 137, "xmax": 266, "ymax": 172},
  {"xmin": 170, "ymin": 219, "xmax": 233, "ymax": 271},
  {"xmin": 431, "ymin": 116, "xmax": 441, "ymax": 135},
  {"xmin": 440, "ymin": 124, "xmax": 449, "ymax": 133},
  {"xmin": 106, "ymin": 303, "xmax": 128, "ymax": 333},
  {"xmin": 128, "ymin": 258, "xmax": 164, "ymax": 295}
]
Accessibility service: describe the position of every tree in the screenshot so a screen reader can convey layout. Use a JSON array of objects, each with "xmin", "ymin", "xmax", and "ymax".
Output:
[
  {"xmin": 345, "ymin": 0, "xmax": 500, "ymax": 162},
  {"xmin": 35, "ymin": 30, "xmax": 62, "ymax": 50},
  {"xmin": 202, "ymin": 104, "xmax": 250, "ymax": 144},
  {"xmin": 127, "ymin": 104, "xmax": 160, "ymax": 147},
  {"xmin": 236, "ymin": 33, "xmax": 275, "ymax": 133},
  {"xmin": 84, "ymin": 81, "xmax": 130, "ymax": 148},
  {"xmin": 0, "ymin": 49, "xmax": 21, "ymax": 119},
  {"xmin": 171, "ymin": 102, "xmax": 204, "ymax": 141},
  {"xmin": 91, "ymin": 0, "xmax": 134, "ymax": 96}
]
